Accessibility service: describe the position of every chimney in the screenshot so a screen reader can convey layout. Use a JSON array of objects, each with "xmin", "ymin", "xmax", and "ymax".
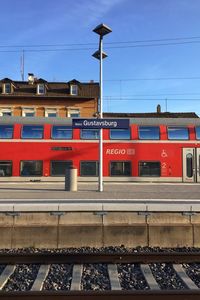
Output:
[
  {"xmin": 90, "ymin": 80, "xmax": 94, "ymax": 83},
  {"xmin": 157, "ymin": 104, "xmax": 161, "ymax": 113},
  {"xmin": 28, "ymin": 73, "xmax": 35, "ymax": 84}
]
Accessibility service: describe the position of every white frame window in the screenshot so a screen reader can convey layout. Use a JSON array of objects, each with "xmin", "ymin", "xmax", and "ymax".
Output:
[
  {"xmin": 0, "ymin": 108, "xmax": 12, "ymax": 116},
  {"xmin": 37, "ymin": 83, "xmax": 45, "ymax": 95},
  {"xmin": 3, "ymin": 83, "xmax": 11, "ymax": 94},
  {"xmin": 45, "ymin": 108, "xmax": 57, "ymax": 117},
  {"xmin": 70, "ymin": 84, "xmax": 78, "ymax": 95},
  {"xmin": 68, "ymin": 108, "xmax": 80, "ymax": 118},
  {"xmin": 22, "ymin": 108, "xmax": 35, "ymax": 117}
]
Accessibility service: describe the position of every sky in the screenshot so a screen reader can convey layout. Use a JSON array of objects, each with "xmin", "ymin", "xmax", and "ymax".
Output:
[{"xmin": 1, "ymin": 0, "xmax": 200, "ymax": 115}]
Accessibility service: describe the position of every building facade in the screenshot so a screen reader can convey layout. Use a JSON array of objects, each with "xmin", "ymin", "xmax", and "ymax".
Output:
[{"xmin": 0, "ymin": 75, "xmax": 99, "ymax": 118}]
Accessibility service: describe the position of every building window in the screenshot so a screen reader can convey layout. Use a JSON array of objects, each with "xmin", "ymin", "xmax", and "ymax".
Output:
[
  {"xmin": 110, "ymin": 128, "xmax": 130, "ymax": 139},
  {"xmin": 138, "ymin": 126, "xmax": 160, "ymax": 140},
  {"xmin": 3, "ymin": 83, "xmax": 11, "ymax": 94},
  {"xmin": 21, "ymin": 125, "xmax": 43, "ymax": 139},
  {"xmin": 80, "ymin": 161, "xmax": 99, "ymax": 176},
  {"xmin": 70, "ymin": 85, "xmax": 78, "ymax": 95},
  {"xmin": 81, "ymin": 129, "xmax": 99, "ymax": 139},
  {"xmin": 139, "ymin": 161, "xmax": 160, "ymax": 177},
  {"xmin": 50, "ymin": 161, "xmax": 72, "ymax": 176},
  {"xmin": 0, "ymin": 125, "xmax": 13, "ymax": 139},
  {"xmin": 37, "ymin": 84, "xmax": 45, "ymax": 95},
  {"xmin": 0, "ymin": 161, "xmax": 12, "ymax": 176},
  {"xmin": 20, "ymin": 161, "xmax": 43, "ymax": 176},
  {"xmin": 51, "ymin": 126, "xmax": 72, "ymax": 139},
  {"xmin": 168, "ymin": 126, "xmax": 189, "ymax": 140},
  {"xmin": 0, "ymin": 108, "xmax": 12, "ymax": 116},
  {"xmin": 68, "ymin": 108, "xmax": 80, "ymax": 118},
  {"xmin": 195, "ymin": 127, "xmax": 200, "ymax": 139},
  {"xmin": 110, "ymin": 161, "xmax": 131, "ymax": 176},
  {"xmin": 45, "ymin": 108, "xmax": 57, "ymax": 117},
  {"xmin": 22, "ymin": 108, "xmax": 35, "ymax": 117}
]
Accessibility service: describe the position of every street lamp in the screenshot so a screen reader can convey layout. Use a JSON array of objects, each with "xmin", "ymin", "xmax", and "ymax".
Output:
[{"xmin": 92, "ymin": 23, "xmax": 112, "ymax": 192}]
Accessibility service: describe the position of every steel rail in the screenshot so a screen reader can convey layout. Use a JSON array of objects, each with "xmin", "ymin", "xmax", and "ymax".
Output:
[
  {"xmin": 0, "ymin": 290, "xmax": 200, "ymax": 299},
  {"xmin": 0, "ymin": 252, "xmax": 200, "ymax": 264}
]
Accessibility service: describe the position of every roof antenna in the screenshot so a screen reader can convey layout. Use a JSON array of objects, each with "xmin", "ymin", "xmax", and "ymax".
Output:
[{"xmin": 20, "ymin": 50, "xmax": 25, "ymax": 81}]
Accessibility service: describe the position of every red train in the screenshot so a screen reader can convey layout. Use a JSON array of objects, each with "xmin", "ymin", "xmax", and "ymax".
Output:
[{"xmin": 0, "ymin": 116, "xmax": 200, "ymax": 183}]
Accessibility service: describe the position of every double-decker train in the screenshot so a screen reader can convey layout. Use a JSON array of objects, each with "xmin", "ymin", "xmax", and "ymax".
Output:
[{"xmin": 0, "ymin": 116, "xmax": 200, "ymax": 183}]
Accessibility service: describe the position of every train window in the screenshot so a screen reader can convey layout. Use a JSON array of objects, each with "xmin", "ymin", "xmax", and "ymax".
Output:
[
  {"xmin": 0, "ymin": 125, "xmax": 13, "ymax": 139},
  {"xmin": 50, "ymin": 161, "xmax": 72, "ymax": 176},
  {"xmin": 0, "ymin": 161, "xmax": 12, "ymax": 176},
  {"xmin": 138, "ymin": 126, "xmax": 160, "ymax": 140},
  {"xmin": 110, "ymin": 128, "xmax": 130, "ymax": 139},
  {"xmin": 110, "ymin": 161, "xmax": 131, "ymax": 176},
  {"xmin": 51, "ymin": 126, "xmax": 72, "ymax": 139},
  {"xmin": 195, "ymin": 127, "xmax": 200, "ymax": 139},
  {"xmin": 81, "ymin": 129, "xmax": 99, "ymax": 139},
  {"xmin": 20, "ymin": 161, "xmax": 43, "ymax": 176},
  {"xmin": 167, "ymin": 127, "xmax": 189, "ymax": 140},
  {"xmin": 80, "ymin": 161, "xmax": 99, "ymax": 176},
  {"xmin": 21, "ymin": 125, "xmax": 44, "ymax": 139},
  {"xmin": 139, "ymin": 161, "xmax": 160, "ymax": 177}
]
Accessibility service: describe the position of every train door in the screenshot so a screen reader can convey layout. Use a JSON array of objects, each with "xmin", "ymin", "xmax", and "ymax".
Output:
[{"xmin": 182, "ymin": 148, "xmax": 200, "ymax": 182}]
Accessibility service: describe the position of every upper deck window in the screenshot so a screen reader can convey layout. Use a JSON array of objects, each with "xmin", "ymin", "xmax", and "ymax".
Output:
[
  {"xmin": 51, "ymin": 126, "xmax": 72, "ymax": 139},
  {"xmin": 81, "ymin": 129, "xmax": 99, "ymax": 139},
  {"xmin": 110, "ymin": 128, "xmax": 130, "ymax": 140},
  {"xmin": 3, "ymin": 83, "xmax": 11, "ymax": 94},
  {"xmin": 0, "ymin": 125, "xmax": 13, "ymax": 139},
  {"xmin": 196, "ymin": 127, "xmax": 200, "ymax": 139},
  {"xmin": 70, "ymin": 85, "xmax": 78, "ymax": 95},
  {"xmin": 37, "ymin": 83, "xmax": 45, "ymax": 95},
  {"xmin": 168, "ymin": 126, "xmax": 189, "ymax": 140},
  {"xmin": 138, "ymin": 126, "xmax": 160, "ymax": 140},
  {"xmin": 21, "ymin": 125, "xmax": 43, "ymax": 139}
]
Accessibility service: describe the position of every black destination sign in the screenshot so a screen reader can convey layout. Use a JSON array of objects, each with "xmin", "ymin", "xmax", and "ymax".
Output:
[{"xmin": 72, "ymin": 118, "xmax": 129, "ymax": 129}]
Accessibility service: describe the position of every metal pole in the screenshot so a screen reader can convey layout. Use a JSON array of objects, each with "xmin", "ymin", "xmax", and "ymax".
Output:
[{"xmin": 99, "ymin": 36, "xmax": 103, "ymax": 192}]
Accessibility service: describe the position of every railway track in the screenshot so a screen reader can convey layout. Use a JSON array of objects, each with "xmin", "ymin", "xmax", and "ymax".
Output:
[{"xmin": 0, "ymin": 252, "xmax": 200, "ymax": 299}]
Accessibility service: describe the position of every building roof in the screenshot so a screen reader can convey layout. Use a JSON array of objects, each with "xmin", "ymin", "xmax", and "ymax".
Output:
[
  {"xmin": 103, "ymin": 112, "xmax": 199, "ymax": 118},
  {"xmin": 0, "ymin": 78, "xmax": 99, "ymax": 99}
]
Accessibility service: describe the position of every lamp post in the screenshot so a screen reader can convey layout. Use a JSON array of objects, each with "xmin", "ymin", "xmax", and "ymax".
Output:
[{"xmin": 92, "ymin": 23, "xmax": 112, "ymax": 192}]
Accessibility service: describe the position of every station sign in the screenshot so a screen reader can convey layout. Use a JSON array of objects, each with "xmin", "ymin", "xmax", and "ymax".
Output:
[{"xmin": 72, "ymin": 118, "xmax": 130, "ymax": 129}]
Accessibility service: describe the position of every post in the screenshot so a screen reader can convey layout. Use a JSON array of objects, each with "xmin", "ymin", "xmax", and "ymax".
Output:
[{"xmin": 99, "ymin": 36, "xmax": 103, "ymax": 192}]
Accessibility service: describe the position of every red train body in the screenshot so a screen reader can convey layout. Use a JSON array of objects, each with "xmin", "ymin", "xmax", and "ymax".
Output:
[{"xmin": 0, "ymin": 116, "xmax": 200, "ymax": 183}]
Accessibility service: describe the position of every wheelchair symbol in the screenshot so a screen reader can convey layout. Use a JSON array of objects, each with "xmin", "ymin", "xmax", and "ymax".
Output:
[{"xmin": 161, "ymin": 150, "xmax": 168, "ymax": 157}]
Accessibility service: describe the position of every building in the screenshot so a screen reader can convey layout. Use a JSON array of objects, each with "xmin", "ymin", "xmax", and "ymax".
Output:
[{"xmin": 0, "ymin": 75, "xmax": 99, "ymax": 118}]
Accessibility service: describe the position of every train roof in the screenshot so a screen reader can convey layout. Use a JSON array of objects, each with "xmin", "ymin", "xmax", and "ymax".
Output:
[{"xmin": 1, "ymin": 116, "xmax": 200, "ymax": 126}]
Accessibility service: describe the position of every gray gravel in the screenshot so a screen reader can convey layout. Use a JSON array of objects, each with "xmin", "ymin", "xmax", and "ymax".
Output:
[
  {"xmin": 43, "ymin": 264, "xmax": 73, "ymax": 291},
  {"xmin": 118, "ymin": 263, "xmax": 149, "ymax": 290},
  {"xmin": 149, "ymin": 263, "xmax": 187, "ymax": 290},
  {"xmin": 3, "ymin": 264, "xmax": 40, "ymax": 291},
  {"xmin": 81, "ymin": 264, "xmax": 111, "ymax": 290},
  {"xmin": 183, "ymin": 263, "xmax": 200, "ymax": 288}
]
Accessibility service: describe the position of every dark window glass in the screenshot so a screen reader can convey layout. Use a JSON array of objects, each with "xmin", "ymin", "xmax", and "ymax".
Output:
[
  {"xmin": 2, "ymin": 112, "xmax": 12, "ymax": 116},
  {"xmin": 0, "ymin": 161, "xmax": 12, "ymax": 176},
  {"xmin": 186, "ymin": 154, "xmax": 193, "ymax": 178},
  {"xmin": 196, "ymin": 127, "xmax": 200, "ymax": 140},
  {"xmin": 139, "ymin": 161, "xmax": 160, "ymax": 177},
  {"xmin": 25, "ymin": 112, "xmax": 35, "ymax": 117},
  {"xmin": 0, "ymin": 125, "xmax": 13, "ymax": 138},
  {"xmin": 5, "ymin": 83, "xmax": 11, "ymax": 94},
  {"xmin": 138, "ymin": 126, "xmax": 160, "ymax": 140},
  {"xmin": 51, "ymin": 161, "xmax": 72, "ymax": 176},
  {"xmin": 110, "ymin": 161, "xmax": 131, "ymax": 176},
  {"xmin": 81, "ymin": 129, "xmax": 99, "ymax": 139},
  {"xmin": 80, "ymin": 161, "xmax": 99, "ymax": 176},
  {"xmin": 110, "ymin": 128, "xmax": 130, "ymax": 139},
  {"xmin": 20, "ymin": 161, "xmax": 43, "ymax": 176},
  {"xmin": 48, "ymin": 113, "xmax": 57, "ymax": 117},
  {"xmin": 168, "ymin": 127, "xmax": 189, "ymax": 140},
  {"xmin": 21, "ymin": 125, "xmax": 43, "ymax": 139},
  {"xmin": 51, "ymin": 126, "xmax": 72, "ymax": 139}
]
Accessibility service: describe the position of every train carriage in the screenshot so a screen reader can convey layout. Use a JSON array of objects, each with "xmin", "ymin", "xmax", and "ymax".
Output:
[{"xmin": 0, "ymin": 116, "xmax": 200, "ymax": 183}]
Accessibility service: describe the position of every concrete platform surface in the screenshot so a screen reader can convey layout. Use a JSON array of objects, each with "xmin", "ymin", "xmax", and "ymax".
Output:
[{"xmin": 0, "ymin": 182, "xmax": 200, "ymax": 200}]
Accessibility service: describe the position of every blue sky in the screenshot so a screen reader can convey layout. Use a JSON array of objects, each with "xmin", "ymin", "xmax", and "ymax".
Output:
[{"xmin": 1, "ymin": 0, "xmax": 200, "ymax": 114}]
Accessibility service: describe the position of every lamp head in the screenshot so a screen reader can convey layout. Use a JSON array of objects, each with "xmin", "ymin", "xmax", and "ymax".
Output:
[{"xmin": 93, "ymin": 23, "xmax": 112, "ymax": 37}]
